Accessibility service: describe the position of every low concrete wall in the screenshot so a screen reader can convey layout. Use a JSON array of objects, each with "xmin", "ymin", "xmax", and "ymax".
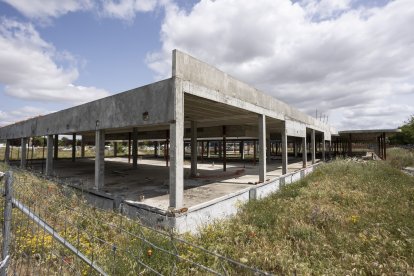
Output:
[{"xmin": 174, "ymin": 163, "xmax": 322, "ymax": 233}]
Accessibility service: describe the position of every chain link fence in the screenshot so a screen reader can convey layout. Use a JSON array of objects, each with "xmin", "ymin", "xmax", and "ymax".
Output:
[{"xmin": 0, "ymin": 168, "xmax": 271, "ymax": 275}]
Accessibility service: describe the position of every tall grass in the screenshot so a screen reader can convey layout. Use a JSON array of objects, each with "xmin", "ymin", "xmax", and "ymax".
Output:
[
  {"xmin": 1, "ymin": 159, "xmax": 413, "ymax": 274},
  {"xmin": 188, "ymin": 160, "xmax": 414, "ymax": 274},
  {"xmin": 387, "ymin": 147, "xmax": 414, "ymax": 169}
]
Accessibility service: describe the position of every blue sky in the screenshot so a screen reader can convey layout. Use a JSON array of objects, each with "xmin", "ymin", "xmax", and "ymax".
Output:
[{"xmin": 0, "ymin": 0, "xmax": 413, "ymax": 130}]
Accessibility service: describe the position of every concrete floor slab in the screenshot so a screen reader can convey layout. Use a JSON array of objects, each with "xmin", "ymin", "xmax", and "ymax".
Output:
[{"xmin": 16, "ymin": 156, "xmax": 319, "ymax": 210}]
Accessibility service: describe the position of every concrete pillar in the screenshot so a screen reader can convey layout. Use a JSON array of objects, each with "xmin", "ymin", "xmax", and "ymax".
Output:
[
  {"xmin": 95, "ymin": 129, "xmax": 105, "ymax": 189},
  {"xmin": 4, "ymin": 140, "xmax": 10, "ymax": 164},
  {"xmin": 348, "ymin": 134, "xmax": 352, "ymax": 157},
  {"xmin": 191, "ymin": 121, "xmax": 198, "ymax": 177},
  {"xmin": 81, "ymin": 136, "xmax": 85, "ymax": 158},
  {"xmin": 218, "ymin": 141, "xmax": 222, "ymax": 158},
  {"xmin": 54, "ymin": 134, "xmax": 59, "ymax": 160},
  {"xmin": 169, "ymin": 77, "xmax": 184, "ymax": 209},
  {"xmin": 302, "ymin": 135, "xmax": 307, "ymax": 168},
  {"xmin": 165, "ymin": 130, "xmax": 170, "ymax": 167},
  {"xmin": 46, "ymin": 135, "xmax": 54, "ymax": 176},
  {"xmin": 240, "ymin": 140, "xmax": 245, "ymax": 160},
  {"xmin": 21, "ymin": 138, "xmax": 27, "ymax": 168},
  {"xmin": 206, "ymin": 141, "xmax": 210, "ymax": 158},
  {"xmin": 281, "ymin": 126, "xmax": 288, "ymax": 175},
  {"xmin": 383, "ymin": 132, "xmax": 387, "ymax": 160},
  {"xmin": 266, "ymin": 139, "xmax": 271, "ymax": 160},
  {"xmin": 132, "ymin": 127, "xmax": 138, "ymax": 168},
  {"xmin": 322, "ymin": 133, "xmax": 326, "ymax": 162},
  {"xmin": 223, "ymin": 126, "xmax": 227, "ymax": 171},
  {"xmin": 294, "ymin": 141, "xmax": 298, "ymax": 157},
  {"xmin": 258, "ymin": 114, "xmax": 266, "ymax": 182},
  {"xmin": 311, "ymin": 129, "xmax": 316, "ymax": 164},
  {"xmin": 154, "ymin": 141, "xmax": 159, "ymax": 157},
  {"xmin": 72, "ymin": 133, "xmax": 76, "ymax": 162},
  {"xmin": 114, "ymin": 142, "xmax": 118, "ymax": 157},
  {"xmin": 128, "ymin": 133, "xmax": 131, "ymax": 163}
]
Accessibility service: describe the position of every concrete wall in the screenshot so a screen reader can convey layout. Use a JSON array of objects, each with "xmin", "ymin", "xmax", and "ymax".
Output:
[
  {"xmin": 0, "ymin": 79, "xmax": 174, "ymax": 139},
  {"xmin": 174, "ymin": 163, "xmax": 322, "ymax": 233}
]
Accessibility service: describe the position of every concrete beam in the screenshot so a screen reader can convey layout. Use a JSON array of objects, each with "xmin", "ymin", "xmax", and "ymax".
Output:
[
  {"xmin": 132, "ymin": 127, "xmax": 138, "ymax": 168},
  {"xmin": 311, "ymin": 129, "xmax": 316, "ymax": 164},
  {"xmin": 258, "ymin": 114, "xmax": 266, "ymax": 182},
  {"xmin": 0, "ymin": 79, "xmax": 174, "ymax": 140},
  {"xmin": 190, "ymin": 121, "xmax": 197, "ymax": 177},
  {"xmin": 169, "ymin": 77, "xmax": 184, "ymax": 209},
  {"xmin": 281, "ymin": 126, "xmax": 288, "ymax": 175},
  {"xmin": 95, "ymin": 129, "xmax": 105, "ymax": 189},
  {"xmin": 46, "ymin": 135, "xmax": 54, "ymax": 176},
  {"xmin": 21, "ymin": 137, "xmax": 27, "ymax": 168},
  {"xmin": 302, "ymin": 136, "xmax": 307, "ymax": 168}
]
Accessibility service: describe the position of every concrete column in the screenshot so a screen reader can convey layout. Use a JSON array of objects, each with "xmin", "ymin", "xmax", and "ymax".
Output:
[
  {"xmin": 218, "ymin": 141, "xmax": 222, "ymax": 158},
  {"xmin": 154, "ymin": 141, "xmax": 159, "ymax": 157},
  {"xmin": 328, "ymin": 140, "xmax": 332, "ymax": 160},
  {"xmin": 311, "ymin": 129, "xmax": 316, "ymax": 164},
  {"xmin": 72, "ymin": 133, "xmax": 76, "ymax": 162},
  {"xmin": 169, "ymin": 77, "xmax": 184, "ymax": 209},
  {"xmin": 281, "ymin": 126, "xmax": 288, "ymax": 175},
  {"xmin": 191, "ymin": 121, "xmax": 198, "ymax": 177},
  {"xmin": 266, "ymin": 139, "xmax": 271, "ymax": 160},
  {"xmin": 322, "ymin": 133, "xmax": 326, "ymax": 162},
  {"xmin": 54, "ymin": 134, "xmax": 59, "ymax": 160},
  {"xmin": 258, "ymin": 114, "xmax": 266, "ymax": 182},
  {"xmin": 114, "ymin": 142, "xmax": 118, "ymax": 157},
  {"xmin": 293, "ymin": 141, "xmax": 298, "ymax": 157},
  {"xmin": 46, "ymin": 135, "xmax": 54, "ymax": 176},
  {"xmin": 223, "ymin": 126, "xmax": 227, "ymax": 171},
  {"xmin": 21, "ymin": 138, "xmax": 27, "ymax": 168},
  {"xmin": 132, "ymin": 127, "xmax": 138, "ymax": 168},
  {"xmin": 4, "ymin": 140, "xmax": 10, "ymax": 164},
  {"xmin": 81, "ymin": 136, "xmax": 85, "ymax": 158},
  {"xmin": 302, "ymin": 135, "xmax": 307, "ymax": 168},
  {"xmin": 240, "ymin": 140, "xmax": 245, "ymax": 160},
  {"xmin": 206, "ymin": 141, "xmax": 210, "ymax": 158},
  {"xmin": 95, "ymin": 129, "xmax": 105, "ymax": 189},
  {"xmin": 348, "ymin": 133, "xmax": 352, "ymax": 157}
]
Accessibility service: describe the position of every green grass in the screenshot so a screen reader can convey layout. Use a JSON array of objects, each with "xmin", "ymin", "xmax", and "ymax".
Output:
[
  {"xmin": 1, "ymin": 158, "xmax": 413, "ymax": 274},
  {"xmin": 387, "ymin": 147, "xmax": 414, "ymax": 169},
  {"xmin": 187, "ymin": 160, "xmax": 414, "ymax": 274}
]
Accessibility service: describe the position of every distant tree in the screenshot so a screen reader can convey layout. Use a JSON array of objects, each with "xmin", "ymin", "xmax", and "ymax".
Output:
[
  {"xmin": 390, "ymin": 115, "xmax": 414, "ymax": 145},
  {"xmin": 32, "ymin": 136, "xmax": 46, "ymax": 147}
]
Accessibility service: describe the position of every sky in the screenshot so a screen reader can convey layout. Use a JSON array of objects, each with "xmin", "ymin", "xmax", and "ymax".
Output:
[{"xmin": 0, "ymin": 0, "xmax": 413, "ymax": 131}]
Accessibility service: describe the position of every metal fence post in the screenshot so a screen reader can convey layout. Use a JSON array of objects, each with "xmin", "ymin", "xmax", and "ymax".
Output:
[{"xmin": 1, "ymin": 171, "xmax": 13, "ymax": 276}]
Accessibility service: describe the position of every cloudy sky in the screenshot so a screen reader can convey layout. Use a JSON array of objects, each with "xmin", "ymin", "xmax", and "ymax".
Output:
[{"xmin": 0, "ymin": 0, "xmax": 413, "ymax": 130}]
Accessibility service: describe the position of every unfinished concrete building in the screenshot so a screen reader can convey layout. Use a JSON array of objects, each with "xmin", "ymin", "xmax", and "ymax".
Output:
[{"xmin": 0, "ymin": 50, "xmax": 336, "ymax": 232}]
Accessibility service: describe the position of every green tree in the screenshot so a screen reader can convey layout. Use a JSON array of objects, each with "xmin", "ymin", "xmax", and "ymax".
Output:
[{"xmin": 390, "ymin": 115, "xmax": 414, "ymax": 145}]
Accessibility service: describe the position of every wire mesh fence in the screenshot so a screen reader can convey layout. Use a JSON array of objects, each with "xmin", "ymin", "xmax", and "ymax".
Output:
[{"xmin": 0, "ymin": 167, "xmax": 271, "ymax": 275}]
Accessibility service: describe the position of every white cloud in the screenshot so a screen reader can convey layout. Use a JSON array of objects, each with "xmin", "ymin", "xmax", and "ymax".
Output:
[
  {"xmin": 100, "ymin": 0, "xmax": 159, "ymax": 21},
  {"xmin": 1, "ymin": 0, "xmax": 162, "ymax": 22},
  {"xmin": 147, "ymin": 0, "xmax": 414, "ymax": 130},
  {"xmin": 0, "ymin": 18, "xmax": 109, "ymax": 103},
  {"xmin": 0, "ymin": 106, "xmax": 51, "ymax": 126},
  {"xmin": 1, "ymin": 0, "xmax": 93, "ymax": 20}
]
